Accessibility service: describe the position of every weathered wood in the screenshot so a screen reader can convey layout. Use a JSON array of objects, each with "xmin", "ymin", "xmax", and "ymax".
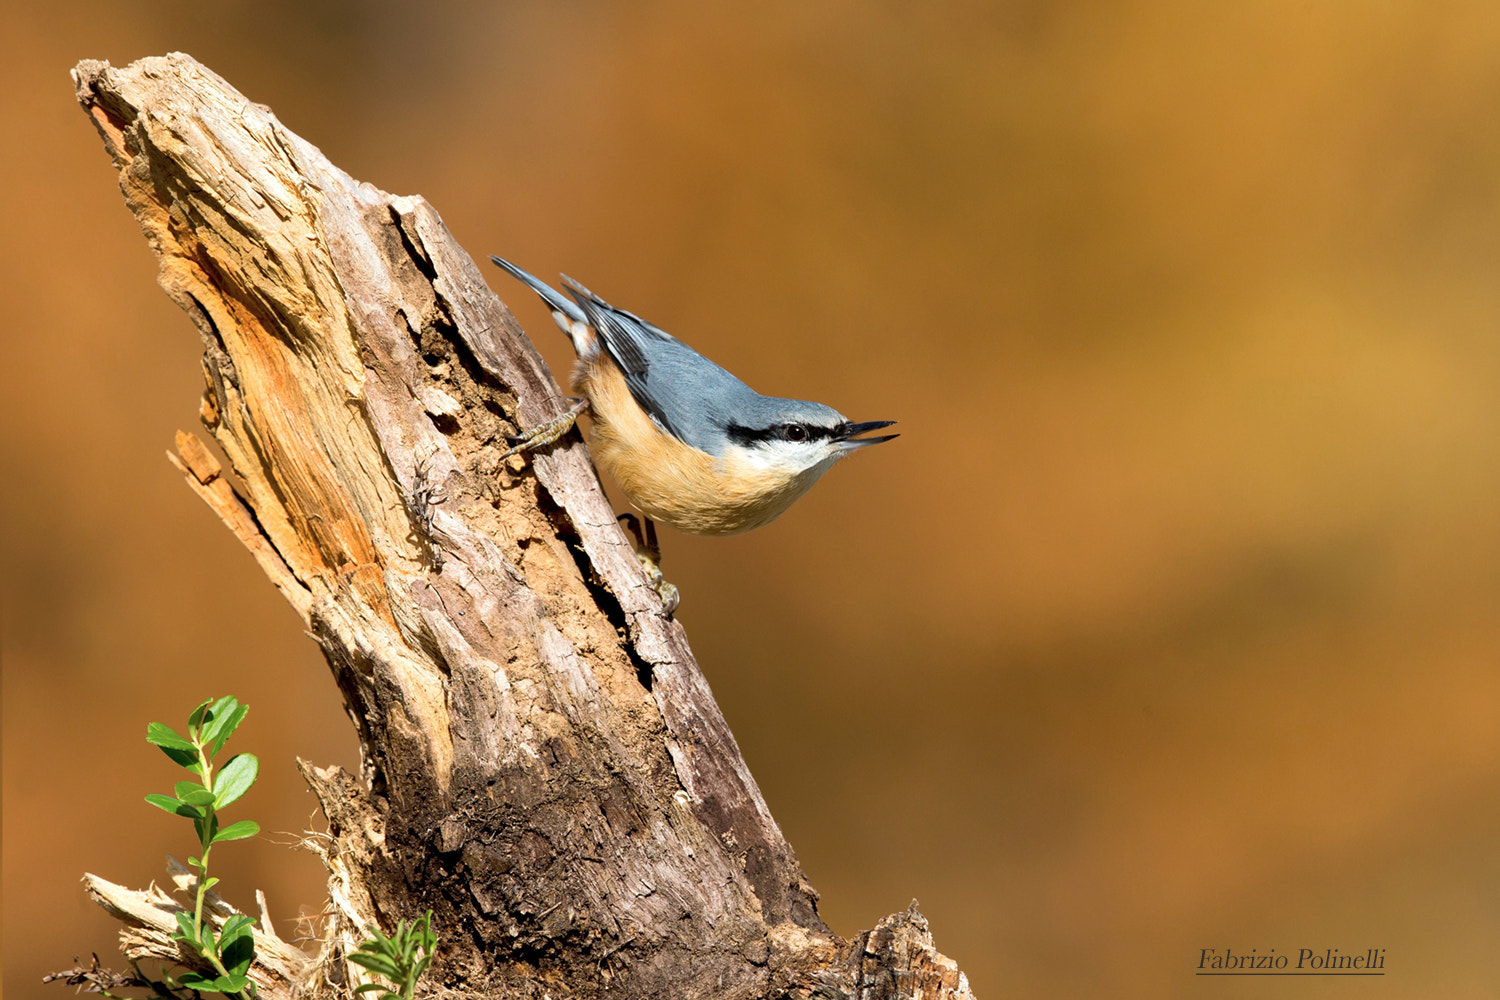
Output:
[
  {"xmin": 81, "ymin": 864, "xmax": 310, "ymax": 998},
  {"xmin": 71, "ymin": 52, "xmax": 974, "ymax": 1000}
]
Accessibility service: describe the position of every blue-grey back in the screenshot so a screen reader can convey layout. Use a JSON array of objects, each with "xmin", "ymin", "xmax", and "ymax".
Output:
[{"xmin": 561, "ymin": 280, "xmax": 844, "ymax": 456}]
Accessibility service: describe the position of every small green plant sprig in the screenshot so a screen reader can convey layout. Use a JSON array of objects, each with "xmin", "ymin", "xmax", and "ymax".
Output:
[
  {"xmin": 348, "ymin": 911, "xmax": 437, "ymax": 1000},
  {"xmin": 145, "ymin": 696, "xmax": 261, "ymax": 998}
]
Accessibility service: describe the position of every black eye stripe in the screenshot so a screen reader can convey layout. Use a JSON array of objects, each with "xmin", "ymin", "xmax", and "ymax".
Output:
[{"xmin": 725, "ymin": 422, "xmax": 835, "ymax": 446}]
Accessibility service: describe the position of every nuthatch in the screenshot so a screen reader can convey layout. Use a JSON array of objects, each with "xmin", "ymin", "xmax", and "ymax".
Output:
[{"xmin": 490, "ymin": 256, "xmax": 897, "ymax": 607}]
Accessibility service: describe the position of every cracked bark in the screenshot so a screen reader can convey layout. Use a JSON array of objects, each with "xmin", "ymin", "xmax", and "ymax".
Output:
[{"xmin": 70, "ymin": 53, "xmax": 975, "ymax": 1000}]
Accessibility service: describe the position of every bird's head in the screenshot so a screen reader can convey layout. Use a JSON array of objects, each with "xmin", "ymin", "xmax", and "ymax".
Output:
[{"xmin": 721, "ymin": 398, "xmax": 897, "ymax": 478}]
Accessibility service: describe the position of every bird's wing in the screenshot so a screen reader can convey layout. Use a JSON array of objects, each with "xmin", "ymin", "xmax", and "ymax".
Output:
[
  {"xmin": 559, "ymin": 276, "xmax": 705, "ymax": 442},
  {"xmin": 559, "ymin": 276, "xmax": 671, "ymax": 374},
  {"xmin": 492, "ymin": 259, "xmax": 759, "ymax": 450}
]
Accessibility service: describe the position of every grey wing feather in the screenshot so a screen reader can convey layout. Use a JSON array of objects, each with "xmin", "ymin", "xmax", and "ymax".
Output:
[
  {"xmin": 560, "ymin": 277, "xmax": 689, "ymax": 441},
  {"xmin": 559, "ymin": 276, "xmax": 664, "ymax": 376},
  {"xmin": 559, "ymin": 276, "xmax": 759, "ymax": 453}
]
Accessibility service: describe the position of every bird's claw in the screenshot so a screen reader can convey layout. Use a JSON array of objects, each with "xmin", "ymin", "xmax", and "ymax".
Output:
[
  {"xmin": 502, "ymin": 398, "xmax": 590, "ymax": 459},
  {"xmin": 654, "ymin": 580, "xmax": 680, "ymax": 616},
  {"xmin": 619, "ymin": 513, "xmax": 678, "ymax": 615}
]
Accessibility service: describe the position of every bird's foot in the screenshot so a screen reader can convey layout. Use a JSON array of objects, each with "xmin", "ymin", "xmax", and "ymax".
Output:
[
  {"xmin": 619, "ymin": 514, "xmax": 679, "ymax": 616},
  {"xmin": 502, "ymin": 397, "xmax": 590, "ymax": 459}
]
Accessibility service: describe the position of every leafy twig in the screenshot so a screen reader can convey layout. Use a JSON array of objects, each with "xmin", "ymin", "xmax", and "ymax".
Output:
[
  {"xmin": 348, "ymin": 912, "xmax": 436, "ymax": 1000},
  {"xmin": 145, "ymin": 697, "xmax": 261, "ymax": 998}
]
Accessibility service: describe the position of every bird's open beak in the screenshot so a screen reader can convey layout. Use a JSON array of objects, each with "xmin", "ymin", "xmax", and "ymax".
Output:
[{"xmin": 836, "ymin": 420, "xmax": 899, "ymax": 449}]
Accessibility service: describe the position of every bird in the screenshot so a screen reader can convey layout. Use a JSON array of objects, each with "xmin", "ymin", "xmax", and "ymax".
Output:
[{"xmin": 489, "ymin": 255, "xmax": 898, "ymax": 609}]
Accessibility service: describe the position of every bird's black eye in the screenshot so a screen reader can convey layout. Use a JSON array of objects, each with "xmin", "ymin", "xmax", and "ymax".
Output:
[{"xmin": 782, "ymin": 423, "xmax": 809, "ymax": 443}]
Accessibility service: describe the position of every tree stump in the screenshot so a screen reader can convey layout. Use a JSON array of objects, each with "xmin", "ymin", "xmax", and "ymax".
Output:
[{"xmin": 70, "ymin": 52, "xmax": 974, "ymax": 1000}]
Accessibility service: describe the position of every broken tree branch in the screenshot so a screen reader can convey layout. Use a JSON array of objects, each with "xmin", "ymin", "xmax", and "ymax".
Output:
[{"xmin": 71, "ymin": 52, "xmax": 973, "ymax": 1000}]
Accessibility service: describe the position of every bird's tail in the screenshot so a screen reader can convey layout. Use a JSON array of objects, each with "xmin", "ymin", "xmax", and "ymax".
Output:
[{"xmin": 489, "ymin": 255, "xmax": 596, "ymax": 357}]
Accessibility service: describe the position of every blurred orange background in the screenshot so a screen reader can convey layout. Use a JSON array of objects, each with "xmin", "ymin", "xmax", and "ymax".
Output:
[{"xmin": 6, "ymin": 2, "xmax": 1500, "ymax": 997}]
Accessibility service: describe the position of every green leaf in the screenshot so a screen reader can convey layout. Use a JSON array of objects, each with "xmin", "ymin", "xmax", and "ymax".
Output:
[
  {"xmin": 148, "ymin": 723, "xmax": 200, "ymax": 767},
  {"xmin": 187, "ymin": 698, "xmax": 215, "ymax": 735},
  {"xmin": 223, "ymin": 943, "xmax": 255, "ymax": 977},
  {"xmin": 174, "ymin": 910, "xmax": 199, "ymax": 945},
  {"xmin": 176, "ymin": 970, "xmax": 244, "ymax": 993},
  {"xmin": 221, "ymin": 914, "xmax": 253, "ymax": 935},
  {"xmin": 215, "ymin": 754, "xmax": 259, "ymax": 808},
  {"xmin": 147, "ymin": 722, "xmax": 195, "ymax": 751},
  {"xmin": 202, "ymin": 876, "xmax": 221, "ymax": 892},
  {"xmin": 144, "ymin": 793, "xmax": 187, "ymax": 815},
  {"xmin": 161, "ymin": 746, "xmax": 199, "ymax": 768},
  {"xmin": 215, "ymin": 703, "xmax": 250, "ymax": 755},
  {"xmin": 197, "ymin": 697, "xmax": 234, "ymax": 746},
  {"xmin": 203, "ymin": 699, "xmax": 248, "ymax": 754},
  {"xmin": 353, "ymin": 984, "xmax": 394, "ymax": 995},
  {"xmin": 213, "ymin": 820, "xmax": 260, "ymax": 843},
  {"xmin": 179, "ymin": 786, "xmax": 218, "ymax": 808},
  {"xmin": 347, "ymin": 952, "xmax": 401, "ymax": 978},
  {"xmin": 220, "ymin": 916, "xmax": 256, "ymax": 977}
]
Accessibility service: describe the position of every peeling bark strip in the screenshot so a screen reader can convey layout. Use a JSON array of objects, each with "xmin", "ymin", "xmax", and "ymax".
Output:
[{"xmin": 72, "ymin": 53, "xmax": 974, "ymax": 999}]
